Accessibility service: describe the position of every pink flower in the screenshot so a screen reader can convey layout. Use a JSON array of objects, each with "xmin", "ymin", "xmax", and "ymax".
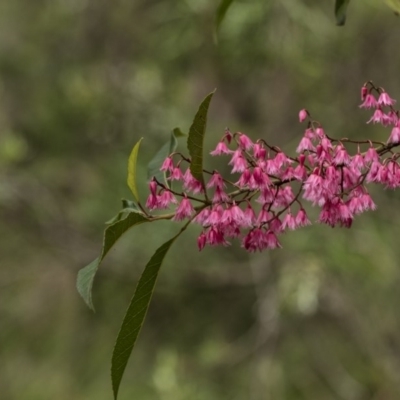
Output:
[
  {"xmin": 242, "ymin": 228, "xmax": 268, "ymax": 252},
  {"xmin": 378, "ymin": 91, "xmax": 396, "ymax": 106},
  {"xmin": 160, "ymin": 156, "xmax": 174, "ymax": 172},
  {"xmin": 249, "ymin": 166, "xmax": 271, "ymax": 189},
  {"xmin": 364, "ymin": 147, "xmax": 379, "ymax": 164},
  {"xmin": 388, "ymin": 124, "xmax": 400, "ymax": 144},
  {"xmin": 253, "ymin": 143, "xmax": 267, "ymax": 159},
  {"xmin": 210, "ymin": 141, "xmax": 232, "ymax": 156},
  {"xmin": 173, "ymin": 196, "xmax": 194, "ymax": 221},
  {"xmin": 265, "ymin": 230, "xmax": 282, "ymax": 249},
  {"xmin": 359, "ymin": 94, "xmax": 377, "ymax": 109},
  {"xmin": 333, "ymin": 145, "xmax": 351, "ymax": 166},
  {"xmin": 157, "ymin": 190, "xmax": 177, "ymax": 209},
  {"xmin": 170, "ymin": 166, "xmax": 184, "ymax": 181},
  {"xmin": 282, "ymin": 212, "xmax": 297, "ymax": 230},
  {"xmin": 207, "ymin": 172, "xmax": 225, "ymax": 189},
  {"xmin": 242, "ymin": 203, "xmax": 256, "ymax": 227},
  {"xmin": 193, "ymin": 208, "xmax": 210, "ymax": 226},
  {"xmin": 238, "ymin": 133, "xmax": 253, "ymax": 150},
  {"xmin": 229, "ymin": 150, "xmax": 248, "ymax": 173},
  {"xmin": 183, "ymin": 169, "xmax": 203, "ymax": 194},
  {"xmin": 350, "ymin": 153, "xmax": 365, "ymax": 171},
  {"xmin": 236, "ymin": 169, "xmax": 252, "ymax": 188},
  {"xmin": 205, "ymin": 205, "xmax": 224, "ymax": 226},
  {"xmin": 367, "ymin": 108, "xmax": 385, "ymax": 124},
  {"xmin": 298, "ymin": 109, "xmax": 308, "ymax": 122},
  {"xmin": 212, "ymin": 187, "xmax": 230, "ymax": 203},
  {"xmin": 296, "ymin": 136, "xmax": 315, "ymax": 153},
  {"xmin": 146, "ymin": 194, "xmax": 159, "ymax": 210},
  {"xmin": 206, "ymin": 227, "xmax": 228, "ymax": 246},
  {"xmin": 295, "ymin": 209, "xmax": 311, "ymax": 227}
]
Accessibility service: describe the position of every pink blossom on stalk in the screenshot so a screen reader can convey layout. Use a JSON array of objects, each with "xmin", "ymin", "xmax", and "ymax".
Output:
[
  {"xmin": 242, "ymin": 203, "xmax": 256, "ymax": 228},
  {"xmin": 387, "ymin": 111, "xmax": 398, "ymax": 125},
  {"xmin": 378, "ymin": 91, "xmax": 396, "ymax": 106},
  {"xmin": 210, "ymin": 141, "xmax": 232, "ymax": 156},
  {"xmin": 250, "ymin": 166, "xmax": 271, "ymax": 189},
  {"xmin": 282, "ymin": 212, "xmax": 297, "ymax": 230},
  {"xmin": 333, "ymin": 145, "xmax": 351, "ymax": 166},
  {"xmin": 298, "ymin": 109, "xmax": 308, "ymax": 122},
  {"xmin": 207, "ymin": 172, "xmax": 225, "ymax": 189},
  {"xmin": 293, "ymin": 164, "xmax": 307, "ymax": 181},
  {"xmin": 295, "ymin": 209, "xmax": 311, "ymax": 227},
  {"xmin": 183, "ymin": 169, "xmax": 203, "ymax": 194},
  {"xmin": 160, "ymin": 156, "xmax": 174, "ymax": 172},
  {"xmin": 253, "ymin": 143, "xmax": 267, "ymax": 159},
  {"xmin": 296, "ymin": 136, "xmax": 315, "ymax": 153},
  {"xmin": 366, "ymin": 161, "xmax": 383, "ymax": 183},
  {"xmin": 157, "ymin": 190, "xmax": 177, "ymax": 209},
  {"xmin": 146, "ymin": 193, "xmax": 159, "ymax": 210},
  {"xmin": 170, "ymin": 166, "xmax": 184, "ymax": 181},
  {"xmin": 359, "ymin": 93, "xmax": 377, "ymax": 109},
  {"xmin": 315, "ymin": 127, "xmax": 325, "ymax": 139},
  {"xmin": 257, "ymin": 208, "xmax": 272, "ymax": 224},
  {"xmin": 364, "ymin": 147, "xmax": 379, "ymax": 164},
  {"xmin": 206, "ymin": 227, "xmax": 228, "ymax": 246},
  {"xmin": 229, "ymin": 150, "xmax": 248, "ymax": 173},
  {"xmin": 242, "ymin": 228, "xmax": 268, "ymax": 252},
  {"xmin": 212, "ymin": 187, "xmax": 229, "ymax": 203},
  {"xmin": 388, "ymin": 123, "xmax": 400, "ymax": 144},
  {"xmin": 350, "ymin": 152, "xmax": 365, "ymax": 171},
  {"xmin": 238, "ymin": 133, "xmax": 253, "ymax": 150},
  {"xmin": 367, "ymin": 108, "xmax": 385, "ymax": 124},
  {"xmin": 236, "ymin": 169, "xmax": 252, "ymax": 188},
  {"xmin": 146, "ymin": 180, "xmax": 159, "ymax": 210},
  {"xmin": 193, "ymin": 208, "xmax": 210, "ymax": 226},
  {"xmin": 274, "ymin": 186, "xmax": 295, "ymax": 207},
  {"xmin": 173, "ymin": 196, "xmax": 194, "ymax": 221},
  {"xmin": 269, "ymin": 216, "xmax": 283, "ymax": 233},
  {"xmin": 205, "ymin": 205, "xmax": 224, "ymax": 226},
  {"xmin": 273, "ymin": 152, "xmax": 293, "ymax": 170},
  {"xmin": 265, "ymin": 230, "xmax": 282, "ymax": 249}
]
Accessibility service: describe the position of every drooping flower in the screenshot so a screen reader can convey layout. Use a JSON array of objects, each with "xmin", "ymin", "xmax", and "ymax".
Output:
[{"xmin": 173, "ymin": 196, "xmax": 194, "ymax": 221}]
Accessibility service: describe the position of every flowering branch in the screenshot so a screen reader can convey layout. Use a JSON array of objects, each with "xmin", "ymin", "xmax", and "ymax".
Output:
[{"xmin": 145, "ymin": 82, "xmax": 400, "ymax": 252}]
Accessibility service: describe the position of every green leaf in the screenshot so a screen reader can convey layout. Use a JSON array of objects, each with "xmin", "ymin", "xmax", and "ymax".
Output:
[
  {"xmin": 334, "ymin": 0, "xmax": 351, "ymax": 26},
  {"xmin": 147, "ymin": 128, "xmax": 186, "ymax": 186},
  {"xmin": 105, "ymin": 199, "xmax": 142, "ymax": 225},
  {"xmin": 111, "ymin": 234, "xmax": 181, "ymax": 399},
  {"xmin": 77, "ymin": 212, "xmax": 149, "ymax": 311},
  {"xmin": 187, "ymin": 90, "xmax": 215, "ymax": 188},
  {"xmin": 127, "ymin": 138, "xmax": 143, "ymax": 202},
  {"xmin": 215, "ymin": 0, "xmax": 235, "ymax": 33},
  {"xmin": 385, "ymin": 0, "xmax": 400, "ymax": 15}
]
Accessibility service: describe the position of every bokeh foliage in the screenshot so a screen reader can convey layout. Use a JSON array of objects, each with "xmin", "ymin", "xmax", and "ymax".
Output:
[{"xmin": 1, "ymin": 0, "xmax": 400, "ymax": 399}]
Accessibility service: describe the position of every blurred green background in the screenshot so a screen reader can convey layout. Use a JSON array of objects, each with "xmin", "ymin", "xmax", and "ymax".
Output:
[{"xmin": 2, "ymin": 1, "xmax": 400, "ymax": 399}]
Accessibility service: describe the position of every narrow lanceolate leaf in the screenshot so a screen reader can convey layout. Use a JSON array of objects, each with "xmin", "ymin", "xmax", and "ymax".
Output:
[
  {"xmin": 77, "ymin": 212, "xmax": 149, "ymax": 311},
  {"xmin": 147, "ymin": 128, "xmax": 187, "ymax": 186},
  {"xmin": 215, "ymin": 0, "xmax": 235, "ymax": 33},
  {"xmin": 334, "ymin": 0, "xmax": 351, "ymax": 26},
  {"xmin": 127, "ymin": 138, "xmax": 143, "ymax": 202},
  {"xmin": 385, "ymin": 0, "xmax": 400, "ymax": 15},
  {"xmin": 111, "ymin": 235, "xmax": 180, "ymax": 400},
  {"xmin": 187, "ymin": 90, "xmax": 216, "ymax": 187}
]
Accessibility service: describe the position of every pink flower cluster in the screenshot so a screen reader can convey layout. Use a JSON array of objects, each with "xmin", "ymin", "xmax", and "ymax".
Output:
[{"xmin": 146, "ymin": 82, "xmax": 400, "ymax": 252}]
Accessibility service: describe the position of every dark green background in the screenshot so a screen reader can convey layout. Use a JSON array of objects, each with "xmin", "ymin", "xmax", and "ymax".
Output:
[{"xmin": 2, "ymin": 1, "xmax": 400, "ymax": 399}]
